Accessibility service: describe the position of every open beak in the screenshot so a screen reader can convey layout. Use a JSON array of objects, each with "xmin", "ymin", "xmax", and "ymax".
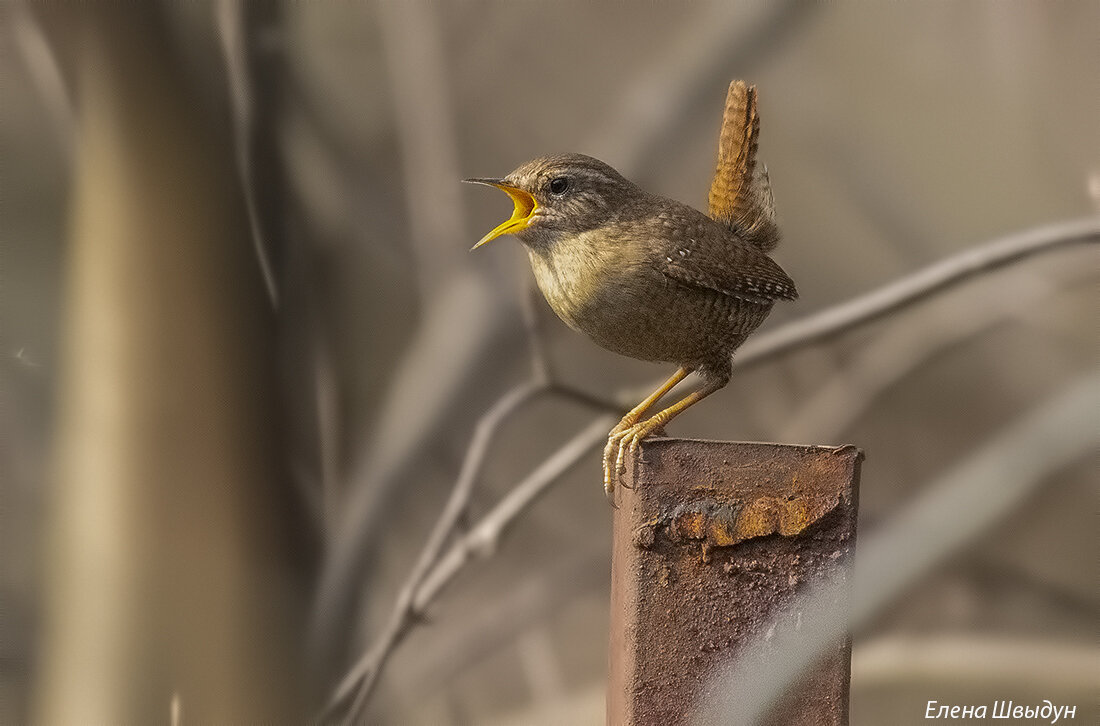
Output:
[{"xmin": 463, "ymin": 178, "xmax": 539, "ymax": 249}]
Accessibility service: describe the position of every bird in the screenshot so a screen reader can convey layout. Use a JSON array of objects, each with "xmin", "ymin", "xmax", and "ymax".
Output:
[{"xmin": 465, "ymin": 82, "xmax": 796, "ymax": 502}]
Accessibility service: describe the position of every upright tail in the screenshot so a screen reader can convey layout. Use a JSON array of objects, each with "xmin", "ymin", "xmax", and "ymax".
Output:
[{"xmin": 708, "ymin": 81, "xmax": 782, "ymax": 253}]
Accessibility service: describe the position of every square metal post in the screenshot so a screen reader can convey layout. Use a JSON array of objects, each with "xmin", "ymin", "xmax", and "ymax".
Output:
[{"xmin": 609, "ymin": 440, "xmax": 862, "ymax": 725}]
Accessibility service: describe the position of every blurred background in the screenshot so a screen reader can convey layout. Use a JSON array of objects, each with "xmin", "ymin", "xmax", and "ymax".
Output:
[{"xmin": 3, "ymin": 1, "xmax": 1097, "ymax": 724}]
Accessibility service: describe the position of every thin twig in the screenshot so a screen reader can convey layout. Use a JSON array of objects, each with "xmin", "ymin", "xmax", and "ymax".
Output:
[
  {"xmin": 215, "ymin": 0, "xmax": 280, "ymax": 307},
  {"xmin": 777, "ymin": 265, "xmax": 1087, "ymax": 442},
  {"xmin": 725, "ymin": 217, "xmax": 1099, "ymax": 372},
  {"xmin": 331, "ymin": 380, "xmax": 619, "ymax": 720},
  {"xmin": 329, "ymin": 415, "xmax": 615, "ymax": 720},
  {"xmin": 551, "ymin": 384, "xmax": 627, "ymax": 416},
  {"xmin": 312, "ymin": 293, "xmax": 616, "ymax": 674},
  {"xmin": 331, "ymin": 380, "xmax": 545, "ymax": 715},
  {"xmin": 313, "ymin": 325, "xmax": 342, "ymax": 528},
  {"xmin": 311, "ymin": 276, "xmax": 511, "ymax": 659},
  {"xmin": 324, "ymin": 217, "xmax": 1098, "ymax": 718},
  {"xmin": 413, "ymin": 416, "xmax": 617, "ymax": 609}
]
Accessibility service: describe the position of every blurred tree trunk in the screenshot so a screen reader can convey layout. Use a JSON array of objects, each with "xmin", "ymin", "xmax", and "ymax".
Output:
[{"xmin": 34, "ymin": 7, "xmax": 305, "ymax": 723}]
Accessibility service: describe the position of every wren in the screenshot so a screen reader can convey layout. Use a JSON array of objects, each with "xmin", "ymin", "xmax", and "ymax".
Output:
[{"xmin": 466, "ymin": 82, "xmax": 796, "ymax": 502}]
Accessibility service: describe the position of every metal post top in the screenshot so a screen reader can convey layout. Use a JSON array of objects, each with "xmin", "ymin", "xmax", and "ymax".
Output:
[{"xmin": 609, "ymin": 438, "xmax": 861, "ymax": 726}]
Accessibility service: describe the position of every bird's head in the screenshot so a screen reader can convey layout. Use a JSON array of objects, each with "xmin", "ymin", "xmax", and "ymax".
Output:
[{"xmin": 464, "ymin": 153, "xmax": 641, "ymax": 250}]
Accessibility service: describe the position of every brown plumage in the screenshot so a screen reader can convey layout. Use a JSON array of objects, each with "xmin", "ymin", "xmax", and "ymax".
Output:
[
  {"xmin": 709, "ymin": 81, "xmax": 781, "ymax": 252},
  {"xmin": 466, "ymin": 82, "xmax": 794, "ymax": 502}
]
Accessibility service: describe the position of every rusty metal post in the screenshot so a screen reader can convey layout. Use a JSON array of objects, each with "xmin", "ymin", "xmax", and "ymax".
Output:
[{"xmin": 609, "ymin": 440, "xmax": 862, "ymax": 725}]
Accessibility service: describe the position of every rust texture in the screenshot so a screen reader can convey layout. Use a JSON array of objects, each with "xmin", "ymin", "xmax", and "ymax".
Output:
[{"xmin": 608, "ymin": 439, "xmax": 862, "ymax": 726}]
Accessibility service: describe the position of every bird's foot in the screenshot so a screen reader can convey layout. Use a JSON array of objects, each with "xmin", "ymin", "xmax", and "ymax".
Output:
[
  {"xmin": 602, "ymin": 414, "xmax": 640, "ymax": 502},
  {"xmin": 607, "ymin": 433, "xmax": 633, "ymax": 508},
  {"xmin": 602, "ymin": 415, "xmax": 668, "ymax": 504}
]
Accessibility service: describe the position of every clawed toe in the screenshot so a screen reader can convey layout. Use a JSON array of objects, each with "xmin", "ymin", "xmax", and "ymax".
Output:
[
  {"xmin": 596, "ymin": 367, "xmax": 711, "ymax": 505},
  {"xmin": 601, "ymin": 421, "xmax": 664, "ymax": 503}
]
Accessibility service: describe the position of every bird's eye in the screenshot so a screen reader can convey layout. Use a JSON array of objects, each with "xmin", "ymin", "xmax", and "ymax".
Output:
[{"xmin": 549, "ymin": 177, "xmax": 570, "ymax": 195}]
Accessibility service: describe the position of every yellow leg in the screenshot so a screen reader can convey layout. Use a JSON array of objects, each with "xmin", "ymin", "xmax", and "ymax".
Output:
[
  {"xmin": 607, "ymin": 379, "xmax": 724, "ymax": 501},
  {"xmin": 603, "ymin": 367, "xmax": 690, "ymax": 501}
]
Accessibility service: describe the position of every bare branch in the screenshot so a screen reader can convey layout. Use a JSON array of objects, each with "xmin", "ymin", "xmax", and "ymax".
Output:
[
  {"xmin": 777, "ymin": 264, "xmax": 1088, "ymax": 442},
  {"xmin": 413, "ymin": 415, "xmax": 617, "ymax": 609},
  {"xmin": 310, "ymin": 275, "xmax": 511, "ymax": 656},
  {"xmin": 327, "ymin": 414, "xmax": 615, "ymax": 720},
  {"xmin": 312, "ymin": 326, "xmax": 342, "ymax": 527},
  {"xmin": 728, "ymin": 216, "xmax": 1098, "ymax": 372},
  {"xmin": 325, "ymin": 381, "xmax": 549, "ymax": 716},
  {"xmin": 215, "ymin": 0, "xmax": 280, "ymax": 307},
  {"xmin": 311, "ymin": 290, "xmax": 617, "ymax": 675},
  {"xmin": 694, "ymin": 372, "xmax": 1099, "ymax": 725}
]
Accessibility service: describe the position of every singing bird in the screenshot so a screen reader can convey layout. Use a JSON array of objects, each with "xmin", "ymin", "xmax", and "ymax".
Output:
[{"xmin": 465, "ymin": 82, "xmax": 796, "ymax": 502}]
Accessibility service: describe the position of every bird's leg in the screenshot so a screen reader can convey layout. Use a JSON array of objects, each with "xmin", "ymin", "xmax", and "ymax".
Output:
[
  {"xmin": 610, "ymin": 378, "xmax": 725, "ymax": 494},
  {"xmin": 604, "ymin": 367, "xmax": 690, "ymax": 500}
]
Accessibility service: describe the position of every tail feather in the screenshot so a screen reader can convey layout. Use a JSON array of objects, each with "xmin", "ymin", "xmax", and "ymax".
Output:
[{"xmin": 708, "ymin": 81, "xmax": 782, "ymax": 252}]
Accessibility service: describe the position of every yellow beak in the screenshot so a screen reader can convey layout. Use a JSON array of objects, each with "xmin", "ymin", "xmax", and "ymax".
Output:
[{"xmin": 463, "ymin": 178, "xmax": 539, "ymax": 249}]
